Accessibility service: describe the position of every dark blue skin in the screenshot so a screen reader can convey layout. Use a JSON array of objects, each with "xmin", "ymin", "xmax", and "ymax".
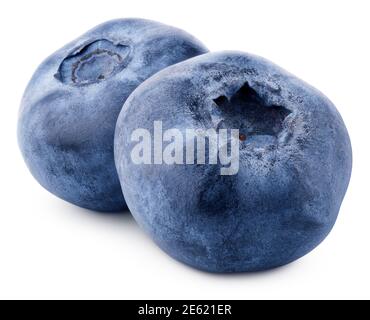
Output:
[
  {"xmin": 115, "ymin": 51, "xmax": 352, "ymax": 272},
  {"xmin": 18, "ymin": 18, "xmax": 208, "ymax": 212}
]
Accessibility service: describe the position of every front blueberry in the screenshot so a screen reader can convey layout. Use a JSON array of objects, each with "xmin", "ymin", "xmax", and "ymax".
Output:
[
  {"xmin": 115, "ymin": 51, "xmax": 352, "ymax": 272},
  {"xmin": 18, "ymin": 18, "xmax": 208, "ymax": 212}
]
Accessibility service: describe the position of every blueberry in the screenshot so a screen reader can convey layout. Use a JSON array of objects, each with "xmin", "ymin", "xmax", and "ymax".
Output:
[
  {"xmin": 18, "ymin": 18, "xmax": 208, "ymax": 212},
  {"xmin": 114, "ymin": 51, "xmax": 352, "ymax": 272}
]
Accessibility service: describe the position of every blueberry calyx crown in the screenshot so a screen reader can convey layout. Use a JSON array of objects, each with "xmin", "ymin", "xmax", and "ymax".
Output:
[
  {"xmin": 55, "ymin": 39, "xmax": 131, "ymax": 86},
  {"xmin": 213, "ymin": 82, "xmax": 292, "ymax": 140}
]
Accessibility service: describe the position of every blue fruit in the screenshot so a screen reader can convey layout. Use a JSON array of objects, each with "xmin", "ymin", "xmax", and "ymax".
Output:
[
  {"xmin": 18, "ymin": 18, "xmax": 208, "ymax": 212},
  {"xmin": 115, "ymin": 51, "xmax": 352, "ymax": 272}
]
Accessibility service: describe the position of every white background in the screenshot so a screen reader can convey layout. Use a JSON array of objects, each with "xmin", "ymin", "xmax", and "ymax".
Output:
[{"xmin": 0, "ymin": 0, "xmax": 369, "ymax": 300}]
